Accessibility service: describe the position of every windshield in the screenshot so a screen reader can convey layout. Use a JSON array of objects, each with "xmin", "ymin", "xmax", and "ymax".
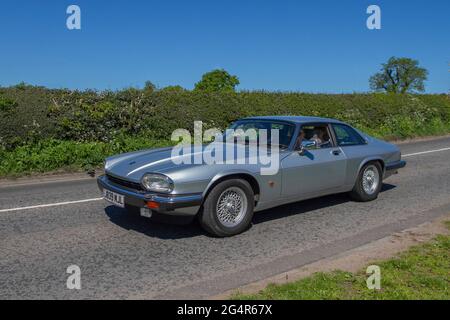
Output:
[{"xmin": 225, "ymin": 120, "xmax": 295, "ymax": 149}]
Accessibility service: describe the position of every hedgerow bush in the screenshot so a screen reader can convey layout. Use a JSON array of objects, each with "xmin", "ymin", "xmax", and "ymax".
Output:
[
  {"xmin": 0, "ymin": 136, "xmax": 169, "ymax": 176},
  {"xmin": 0, "ymin": 84, "xmax": 449, "ymax": 175},
  {"xmin": 1, "ymin": 85, "xmax": 449, "ymax": 149}
]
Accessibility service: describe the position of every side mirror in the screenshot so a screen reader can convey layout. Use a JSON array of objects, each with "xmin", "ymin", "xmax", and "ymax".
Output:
[
  {"xmin": 297, "ymin": 140, "xmax": 317, "ymax": 155},
  {"xmin": 298, "ymin": 145, "xmax": 306, "ymax": 156}
]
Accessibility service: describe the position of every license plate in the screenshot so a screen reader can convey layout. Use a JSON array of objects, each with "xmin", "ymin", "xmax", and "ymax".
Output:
[
  {"xmin": 140, "ymin": 208, "xmax": 153, "ymax": 218},
  {"xmin": 103, "ymin": 189, "xmax": 125, "ymax": 208}
]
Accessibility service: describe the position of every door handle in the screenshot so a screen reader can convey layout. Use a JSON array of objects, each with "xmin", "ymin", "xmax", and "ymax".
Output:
[{"xmin": 332, "ymin": 150, "xmax": 341, "ymax": 156}]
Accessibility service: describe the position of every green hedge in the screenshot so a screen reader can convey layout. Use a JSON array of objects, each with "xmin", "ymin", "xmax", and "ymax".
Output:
[
  {"xmin": 0, "ymin": 85, "xmax": 450, "ymax": 176},
  {"xmin": 1, "ymin": 85, "xmax": 449, "ymax": 150},
  {"xmin": 0, "ymin": 136, "xmax": 168, "ymax": 176}
]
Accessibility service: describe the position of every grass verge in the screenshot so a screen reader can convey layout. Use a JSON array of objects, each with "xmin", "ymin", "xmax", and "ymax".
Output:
[{"xmin": 232, "ymin": 221, "xmax": 450, "ymax": 300}]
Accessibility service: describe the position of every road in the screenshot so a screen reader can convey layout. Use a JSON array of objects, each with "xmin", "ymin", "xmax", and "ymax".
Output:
[{"xmin": 1, "ymin": 137, "xmax": 450, "ymax": 299}]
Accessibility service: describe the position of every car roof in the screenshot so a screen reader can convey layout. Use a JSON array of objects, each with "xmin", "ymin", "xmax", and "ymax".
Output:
[{"xmin": 241, "ymin": 115, "xmax": 345, "ymax": 125}]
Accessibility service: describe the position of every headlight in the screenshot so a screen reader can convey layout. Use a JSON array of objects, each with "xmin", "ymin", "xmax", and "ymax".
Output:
[
  {"xmin": 104, "ymin": 157, "xmax": 114, "ymax": 171},
  {"xmin": 141, "ymin": 173, "xmax": 174, "ymax": 193}
]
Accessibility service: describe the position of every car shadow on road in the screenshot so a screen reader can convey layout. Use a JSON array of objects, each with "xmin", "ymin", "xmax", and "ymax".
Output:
[
  {"xmin": 105, "ymin": 183, "xmax": 397, "ymax": 239},
  {"xmin": 253, "ymin": 183, "xmax": 396, "ymax": 224},
  {"xmin": 105, "ymin": 206, "xmax": 205, "ymax": 240}
]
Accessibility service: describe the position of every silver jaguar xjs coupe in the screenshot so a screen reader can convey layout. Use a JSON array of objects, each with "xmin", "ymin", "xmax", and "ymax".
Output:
[{"xmin": 98, "ymin": 116, "xmax": 406, "ymax": 236}]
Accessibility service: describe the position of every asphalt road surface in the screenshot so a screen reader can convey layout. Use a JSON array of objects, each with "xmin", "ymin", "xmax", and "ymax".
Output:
[{"xmin": 1, "ymin": 137, "xmax": 450, "ymax": 299}]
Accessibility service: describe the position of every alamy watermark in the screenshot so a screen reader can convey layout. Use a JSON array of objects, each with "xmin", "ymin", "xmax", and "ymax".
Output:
[
  {"xmin": 366, "ymin": 265, "xmax": 381, "ymax": 290},
  {"xmin": 66, "ymin": 264, "xmax": 81, "ymax": 290},
  {"xmin": 65, "ymin": 5, "xmax": 380, "ymax": 31},
  {"xmin": 66, "ymin": 5, "xmax": 81, "ymax": 30},
  {"xmin": 367, "ymin": 5, "xmax": 381, "ymax": 30},
  {"xmin": 171, "ymin": 121, "xmax": 281, "ymax": 175}
]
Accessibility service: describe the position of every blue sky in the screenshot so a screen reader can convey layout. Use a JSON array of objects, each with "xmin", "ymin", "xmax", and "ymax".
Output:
[{"xmin": 0, "ymin": 0, "xmax": 448, "ymax": 93}]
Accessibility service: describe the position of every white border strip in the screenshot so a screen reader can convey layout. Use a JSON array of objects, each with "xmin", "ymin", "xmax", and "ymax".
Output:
[
  {"xmin": 403, "ymin": 147, "xmax": 450, "ymax": 158},
  {"xmin": 0, "ymin": 198, "xmax": 103, "ymax": 213}
]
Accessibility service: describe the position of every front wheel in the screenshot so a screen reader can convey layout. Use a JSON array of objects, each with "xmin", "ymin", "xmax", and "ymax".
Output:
[
  {"xmin": 350, "ymin": 162, "xmax": 382, "ymax": 202},
  {"xmin": 199, "ymin": 179, "xmax": 255, "ymax": 237}
]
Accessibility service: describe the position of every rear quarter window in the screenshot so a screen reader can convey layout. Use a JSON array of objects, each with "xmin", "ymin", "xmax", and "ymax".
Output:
[{"xmin": 332, "ymin": 124, "xmax": 366, "ymax": 146}]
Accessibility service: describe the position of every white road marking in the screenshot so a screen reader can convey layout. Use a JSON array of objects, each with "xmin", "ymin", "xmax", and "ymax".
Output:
[
  {"xmin": 1, "ymin": 146, "xmax": 449, "ymax": 214},
  {"xmin": 402, "ymin": 147, "xmax": 450, "ymax": 158},
  {"xmin": 0, "ymin": 198, "xmax": 103, "ymax": 213}
]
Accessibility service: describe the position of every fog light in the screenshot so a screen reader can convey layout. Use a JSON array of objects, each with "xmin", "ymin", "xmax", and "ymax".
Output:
[{"xmin": 140, "ymin": 207, "xmax": 152, "ymax": 218}]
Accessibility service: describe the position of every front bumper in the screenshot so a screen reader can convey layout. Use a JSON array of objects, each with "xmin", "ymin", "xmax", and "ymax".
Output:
[{"xmin": 97, "ymin": 175, "xmax": 202, "ymax": 217}]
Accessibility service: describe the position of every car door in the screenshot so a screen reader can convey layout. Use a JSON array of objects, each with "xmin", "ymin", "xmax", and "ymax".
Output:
[
  {"xmin": 280, "ymin": 123, "xmax": 347, "ymax": 198},
  {"xmin": 330, "ymin": 123, "xmax": 371, "ymax": 186}
]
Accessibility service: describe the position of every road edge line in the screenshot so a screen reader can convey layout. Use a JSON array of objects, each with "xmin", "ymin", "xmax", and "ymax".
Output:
[{"xmin": 0, "ymin": 198, "xmax": 103, "ymax": 213}]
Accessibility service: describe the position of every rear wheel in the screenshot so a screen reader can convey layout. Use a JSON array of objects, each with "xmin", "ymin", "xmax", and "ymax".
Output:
[
  {"xmin": 199, "ymin": 179, "xmax": 254, "ymax": 237},
  {"xmin": 350, "ymin": 162, "xmax": 382, "ymax": 202}
]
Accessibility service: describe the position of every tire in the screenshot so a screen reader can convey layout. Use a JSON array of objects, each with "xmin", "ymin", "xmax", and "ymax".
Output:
[
  {"xmin": 350, "ymin": 162, "xmax": 383, "ymax": 202},
  {"xmin": 199, "ymin": 179, "xmax": 255, "ymax": 237}
]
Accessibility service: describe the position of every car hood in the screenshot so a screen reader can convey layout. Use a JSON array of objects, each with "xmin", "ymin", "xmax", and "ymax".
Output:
[{"xmin": 105, "ymin": 143, "xmax": 284, "ymax": 181}]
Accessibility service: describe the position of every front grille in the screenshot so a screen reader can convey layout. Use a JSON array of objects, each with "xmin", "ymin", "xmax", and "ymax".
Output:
[{"xmin": 106, "ymin": 174, "xmax": 143, "ymax": 191}]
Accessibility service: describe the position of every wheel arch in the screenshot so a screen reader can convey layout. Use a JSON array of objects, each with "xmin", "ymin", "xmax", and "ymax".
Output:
[
  {"xmin": 202, "ymin": 171, "xmax": 261, "ymax": 205},
  {"xmin": 358, "ymin": 157, "xmax": 385, "ymax": 176}
]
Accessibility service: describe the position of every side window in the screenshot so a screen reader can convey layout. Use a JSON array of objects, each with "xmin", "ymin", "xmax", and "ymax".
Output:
[
  {"xmin": 332, "ymin": 124, "xmax": 366, "ymax": 146},
  {"xmin": 296, "ymin": 124, "xmax": 333, "ymax": 149}
]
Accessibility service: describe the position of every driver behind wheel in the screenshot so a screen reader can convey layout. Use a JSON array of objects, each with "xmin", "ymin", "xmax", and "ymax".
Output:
[{"xmin": 311, "ymin": 128, "xmax": 329, "ymax": 147}]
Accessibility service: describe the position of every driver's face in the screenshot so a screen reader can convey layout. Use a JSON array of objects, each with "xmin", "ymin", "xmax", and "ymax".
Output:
[
  {"xmin": 299, "ymin": 130, "xmax": 305, "ymax": 138},
  {"xmin": 318, "ymin": 130, "xmax": 325, "ymax": 138}
]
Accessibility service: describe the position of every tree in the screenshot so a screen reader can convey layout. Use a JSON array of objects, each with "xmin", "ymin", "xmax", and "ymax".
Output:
[
  {"xmin": 369, "ymin": 57, "xmax": 428, "ymax": 93},
  {"xmin": 194, "ymin": 69, "xmax": 240, "ymax": 92},
  {"xmin": 143, "ymin": 81, "xmax": 156, "ymax": 94},
  {"xmin": 160, "ymin": 85, "xmax": 186, "ymax": 93}
]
